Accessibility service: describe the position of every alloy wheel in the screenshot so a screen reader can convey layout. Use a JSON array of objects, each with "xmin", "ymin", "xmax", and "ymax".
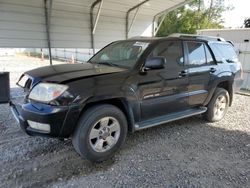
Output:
[
  {"xmin": 213, "ymin": 94, "xmax": 227, "ymax": 119},
  {"xmin": 89, "ymin": 117, "xmax": 121, "ymax": 153}
]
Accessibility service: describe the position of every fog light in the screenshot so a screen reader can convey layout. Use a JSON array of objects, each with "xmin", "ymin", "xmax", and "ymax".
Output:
[{"xmin": 27, "ymin": 120, "xmax": 51, "ymax": 133}]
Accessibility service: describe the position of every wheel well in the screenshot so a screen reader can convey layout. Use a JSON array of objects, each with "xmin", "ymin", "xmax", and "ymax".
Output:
[
  {"xmin": 217, "ymin": 81, "xmax": 233, "ymax": 106},
  {"xmin": 79, "ymin": 98, "xmax": 134, "ymax": 132}
]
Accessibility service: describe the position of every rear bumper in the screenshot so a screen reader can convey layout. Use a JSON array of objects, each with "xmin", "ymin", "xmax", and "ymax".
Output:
[{"xmin": 10, "ymin": 101, "xmax": 81, "ymax": 138}]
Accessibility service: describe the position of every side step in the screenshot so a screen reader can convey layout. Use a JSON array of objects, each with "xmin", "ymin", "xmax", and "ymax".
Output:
[{"xmin": 135, "ymin": 107, "xmax": 207, "ymax": 131}]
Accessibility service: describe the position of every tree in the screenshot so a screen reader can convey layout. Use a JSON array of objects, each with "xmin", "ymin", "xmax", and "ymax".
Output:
[
  {"xmin": 244, "ymin": 18, "xmax": 250, "ymax": 28},
  {"xmin": 156, "ymin": 0, "xmax": 232, "ymax": 37}
]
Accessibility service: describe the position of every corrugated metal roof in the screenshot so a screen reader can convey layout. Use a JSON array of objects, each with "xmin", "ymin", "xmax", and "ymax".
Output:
[{"xmin": 0, "ymin": 0, "xmax": 189, "ymax": 48}]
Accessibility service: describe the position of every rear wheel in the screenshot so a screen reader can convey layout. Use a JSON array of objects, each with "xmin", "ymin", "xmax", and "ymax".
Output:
[
  {"xmin": 72, "ymin": 104, "xmax": 127, "ymax": 162},
  {"xmin": 204, "ymin": 88, "xmax": 230, "ymax": 122}
]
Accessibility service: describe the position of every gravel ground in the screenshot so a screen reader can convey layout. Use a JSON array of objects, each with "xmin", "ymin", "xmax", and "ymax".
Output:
[{"xmin": 0, "ymin": 56, "xmax": 249, "ymax": 188}]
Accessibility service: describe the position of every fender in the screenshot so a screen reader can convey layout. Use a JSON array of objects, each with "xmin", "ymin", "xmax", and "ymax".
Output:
[
  {"xmin": 76, "ymin": 86, "xmax": 139, "ymax": 133},
  {"xmin": 204, "ymin": 71, "xmax": 234, "ymax": 106}
]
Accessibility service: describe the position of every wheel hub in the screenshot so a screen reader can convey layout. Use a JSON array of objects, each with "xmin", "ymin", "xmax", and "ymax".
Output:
[
  {"xmin": 89, "ymin": 116, "xmax": 121, "ymax": 153},
  {"xmin": 100, "ymin": 128, "xmax": 110, "ymax": 139}
]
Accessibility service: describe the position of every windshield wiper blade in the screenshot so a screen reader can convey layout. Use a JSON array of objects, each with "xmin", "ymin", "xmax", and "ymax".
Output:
[{"xmin": 97, "ymin": 62, "xmax": 118, "ymax": 67}]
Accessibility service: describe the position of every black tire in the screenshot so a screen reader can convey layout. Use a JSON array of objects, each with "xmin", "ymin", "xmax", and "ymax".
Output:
[
  {"xmin": 204, "ymin": 88, "xmax": 230, "ymax": 122},
  {"xmin": 72, "ymin": 104, "xmax": 127, "ymax": 162}
]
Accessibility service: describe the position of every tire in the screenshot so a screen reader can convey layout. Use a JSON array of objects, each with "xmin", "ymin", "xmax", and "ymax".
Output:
[
  {"xmin": 204, "ymin": 88, "xmax": 230, "ymax": 122},
  {"xmin": 72, "ymin": 104, "xmax": 127, "ymax": 162}
]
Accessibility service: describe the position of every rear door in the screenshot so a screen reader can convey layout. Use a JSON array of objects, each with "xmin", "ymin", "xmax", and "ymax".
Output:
[
  {"xmin": 138, "ymin": 40, "xmax": 189, "ymax": 120},
  {"xmin": 184, "ymin": 41, "xmax": 216, "ymax": 106}
]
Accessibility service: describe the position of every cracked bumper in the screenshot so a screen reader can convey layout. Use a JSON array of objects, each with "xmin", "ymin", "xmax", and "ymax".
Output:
[{"xmin": 9, "ymin": 101, "xmax": 81, "ymax": 138}]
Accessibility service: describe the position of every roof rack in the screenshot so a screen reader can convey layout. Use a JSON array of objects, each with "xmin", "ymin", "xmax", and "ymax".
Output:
[
  {"xmin": 129, "ymin": 36, "xmax": 152, "ymax": 39},
  {"xmin": 168, "ymin": 33, "xmax": 226, "ymax": 42},
  {"xmin": 227, "ymin": 40, "xmax": 234, "ymax": 46}
]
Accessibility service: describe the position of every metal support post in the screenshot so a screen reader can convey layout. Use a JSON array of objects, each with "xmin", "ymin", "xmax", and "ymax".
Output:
[
  {"xmin": 90, "ymin": 0, "xmax": 103, "ymax": 54},
  {"xmin": 44, "ymin": 0, "xmax": 53, "ymax": 65},
  {"xmin": 126, "ymin": 0, "xmax": 149, "ymax": 39}
]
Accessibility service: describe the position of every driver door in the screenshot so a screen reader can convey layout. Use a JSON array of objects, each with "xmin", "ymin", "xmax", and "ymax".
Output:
[{"xmin": 137, "ymin": 41, "xmax": 189, "ymax": 121}]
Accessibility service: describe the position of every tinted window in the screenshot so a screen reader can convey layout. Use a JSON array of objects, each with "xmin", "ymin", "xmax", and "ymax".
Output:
[
  {"xmin": 209, "ymin": 43, "xmax": 238, "ymax": 63},
  {"xmin": 187, "ymin": 42, "xmax": 206, "ymax": 66},
  {"xmin": 204, "ymin": 45, "xmax": 214, "ymax": 64},
  {"xmin": 148, "ymin": 41, "xmax": 184, "ymax": 66}
]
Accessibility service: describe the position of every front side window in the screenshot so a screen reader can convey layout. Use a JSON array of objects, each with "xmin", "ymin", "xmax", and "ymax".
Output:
[
  {"xmin": 89, "ymin": 41, "xmax": 150, "ymax": 68},
  {"xmin": 148, "ymin": 41, "xmax": 184, "ymax": 67},
  {"xmin": 187, "ymin": 42, "xmax": 206, "ymax": 66}
]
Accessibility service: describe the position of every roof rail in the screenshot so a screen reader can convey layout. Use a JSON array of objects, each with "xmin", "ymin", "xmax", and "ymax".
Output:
[
  {"xmin": 227, "ymin": 40, "xmax": 234, "ymax": 46},
  {"xmin": 129, "ymin": 36, "xmax": 151, "ymax": 39},
  {"xmin": 168, "ymin": 33, "xmax": 226, "ymax": 42}
]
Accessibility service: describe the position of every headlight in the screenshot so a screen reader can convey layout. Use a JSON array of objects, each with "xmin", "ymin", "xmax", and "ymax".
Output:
[{"xmin": 29, "ymin": 83, "xmax": 68, "ymax": 102}]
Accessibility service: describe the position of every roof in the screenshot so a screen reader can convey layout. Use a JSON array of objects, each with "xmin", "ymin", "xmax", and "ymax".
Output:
[{"xmin": 0, "ymin": 0, "xmax": 191, "ymax": 49}]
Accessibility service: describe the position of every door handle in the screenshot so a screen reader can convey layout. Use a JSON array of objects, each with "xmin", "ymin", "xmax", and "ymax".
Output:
[
  {"xmin": 210, "ymin": 67, "xmax": 216, "ymax": 73},
  {"xmin": 179, "ymin": 70, "xmax": 188, "ymax": 77}
]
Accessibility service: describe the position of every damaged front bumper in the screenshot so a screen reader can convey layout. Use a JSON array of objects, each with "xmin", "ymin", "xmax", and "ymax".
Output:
[{"xmin": 9, "ymin": 101, "xmax": 81, "ymax": 138}]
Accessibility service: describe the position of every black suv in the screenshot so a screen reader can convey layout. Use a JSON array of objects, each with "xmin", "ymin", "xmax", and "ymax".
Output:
[{"xmin": 11, "ymin": 34, "xmax": 243, "ymax": 162}]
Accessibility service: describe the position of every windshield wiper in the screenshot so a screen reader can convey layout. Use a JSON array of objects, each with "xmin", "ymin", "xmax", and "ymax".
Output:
[{"xmin": 97, "ymin": 62, "xmax": 119, "ymax": 67}]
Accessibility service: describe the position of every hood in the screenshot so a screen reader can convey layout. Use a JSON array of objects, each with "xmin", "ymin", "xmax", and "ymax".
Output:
[{"xmin": 23, "ymin": 63, "xmax": 126, "ymax": 84}]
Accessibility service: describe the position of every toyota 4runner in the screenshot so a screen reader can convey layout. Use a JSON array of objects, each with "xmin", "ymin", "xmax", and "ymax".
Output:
[{"xmin": 10, "ymin": 34, "xmax": 243, "ymax": 162}]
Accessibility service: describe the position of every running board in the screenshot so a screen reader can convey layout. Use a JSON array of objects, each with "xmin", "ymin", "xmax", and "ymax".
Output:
[{"xmin": 135, "ymin": 107, "xmax": 207, "ymax": 131}]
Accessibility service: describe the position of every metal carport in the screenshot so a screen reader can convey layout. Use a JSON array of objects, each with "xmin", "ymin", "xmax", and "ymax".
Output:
[{"xmin": 0, "ymin": 0, "xmax": 191, "ymax": 63}]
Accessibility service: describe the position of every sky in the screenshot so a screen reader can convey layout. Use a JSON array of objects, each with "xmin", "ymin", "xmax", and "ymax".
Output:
[
  {"xmin": 142, "ymin": 0, "xmax": 249, "ymax": 36},
  {"xmin": 222, "ymin": 0, "xmax": 250, "ymax": 28}
]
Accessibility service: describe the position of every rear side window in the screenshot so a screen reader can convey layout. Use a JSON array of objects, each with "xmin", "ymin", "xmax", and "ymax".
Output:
[
  {"xmin": 209, "ymin": 43, "xmax": 238, "ymax": 63},
  {"xmin": 186, "ymin": 42, "xmax": 206, "ymax": 66}
]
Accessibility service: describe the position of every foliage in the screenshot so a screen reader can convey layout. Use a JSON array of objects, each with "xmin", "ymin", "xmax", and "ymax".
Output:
[
  {"xmin": 244, "ymin": 18, "xmax": 250, "ymax": 28},
  {"xmin": 156, "ymin": 0, "xmax": 232, "ymax": 37}
]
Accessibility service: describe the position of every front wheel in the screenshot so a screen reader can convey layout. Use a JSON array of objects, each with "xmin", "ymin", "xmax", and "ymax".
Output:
[
  {"xmin": 72, "ymin": 104, "xmax": 127, "ymax": 162},
  {"xmin": 204, "ymin": 88, "xmax": 230, "ymax": 122}
]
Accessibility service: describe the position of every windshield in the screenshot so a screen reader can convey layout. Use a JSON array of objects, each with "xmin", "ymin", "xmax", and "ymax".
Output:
[{"xmin": 89, "ymin": 41, "xmax": 150, "ymax": 68}]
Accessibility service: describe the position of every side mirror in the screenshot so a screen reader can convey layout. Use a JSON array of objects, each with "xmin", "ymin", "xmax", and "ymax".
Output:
[{"xmin": 144, "ymin": 57, "xmax": 165, "ymax": 70}]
